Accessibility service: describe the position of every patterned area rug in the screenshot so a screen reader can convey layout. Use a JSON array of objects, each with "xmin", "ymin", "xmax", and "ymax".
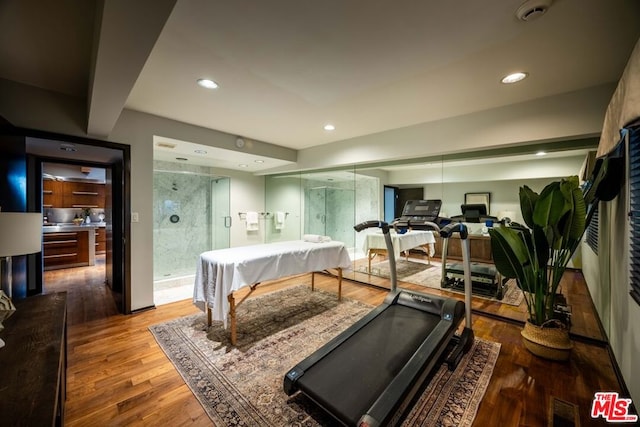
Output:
[
  {"xmin": 149, "ymin": 285, "xmax": 501, "ymax": 426},
  {"xmin": 359, "ymin": 259, "xmax": 524, "ymax": 306}
]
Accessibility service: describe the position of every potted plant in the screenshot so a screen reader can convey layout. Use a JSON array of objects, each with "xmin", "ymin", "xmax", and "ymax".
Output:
[
  {"xmin": 82, "ymin": 207, "xmax": 92, "ymax": 224},
  {"xmin": 489, "ymin": 175, "xmax": 586, "ymax": 360}
]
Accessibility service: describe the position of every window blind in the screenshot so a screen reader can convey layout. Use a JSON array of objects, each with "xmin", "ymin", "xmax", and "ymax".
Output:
[
  {"xmin": 586, "ymin": 204, "xmax": 598, "ymax": 254},
  {"xmin": 629, "ymin": 126, "xmax": 640, "ymax": 305}
]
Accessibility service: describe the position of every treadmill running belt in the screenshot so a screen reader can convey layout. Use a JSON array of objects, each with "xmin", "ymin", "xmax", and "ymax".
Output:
[{"xmin": 296, "ymin": 304, "xmax": 441, "ymax": 425}]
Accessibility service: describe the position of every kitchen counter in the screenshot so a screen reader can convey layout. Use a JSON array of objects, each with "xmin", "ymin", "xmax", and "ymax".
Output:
[
  {"xmin": 42, "ymin": 225, "xmax": 102, "ymax": 270},
  {"xmin": 42, "ymin": 222, "xmax": 105, "ymax": 233}
]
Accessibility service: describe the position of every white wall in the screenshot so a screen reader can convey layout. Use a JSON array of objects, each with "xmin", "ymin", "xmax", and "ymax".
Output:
[
  {"xmin": 422, "ymin": 177, "xmax": 558, "ymax": 224},
  {"xmin": 589, "ymin": 184, "xmax": 640, "ymax": 404}
]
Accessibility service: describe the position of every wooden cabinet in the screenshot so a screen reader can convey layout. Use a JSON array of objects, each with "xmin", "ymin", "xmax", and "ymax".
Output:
[
  {"xmin": 43, "ymin": 230, "xmax": 91, "ymax": 269},
  {"xmin": 43, "ymin": 179, "xmax": 64, "ymax": 208},
  {"xmin": 43, "ymin": 181, "xmax": 106, "ymax": 209},
  {"xmin": 62, "ymin": 182, "xmax": 105, "ymax": 208},
  {"xmin": 95, "ymin": 227, "xmax": 106, "ymax": 254},
  {"xmin": 434, "ymin": 234, "xmax": 494, "ymax": 264},
  {"xmin": 0, "ymin": 292, "xmax": 67, "ymax": 426}
]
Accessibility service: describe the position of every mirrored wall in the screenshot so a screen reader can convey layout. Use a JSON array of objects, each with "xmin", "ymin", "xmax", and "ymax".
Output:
[
  {"xmin": 265, "ymin": 167, "xmax": 380, "ymax": 262},
  {"xmin": 264, "ymin": 137, "xmax": 603, "ymax": 340}
]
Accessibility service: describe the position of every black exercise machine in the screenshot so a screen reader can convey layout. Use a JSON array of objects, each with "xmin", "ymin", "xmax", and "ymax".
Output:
[
  {"xmin": 393, "ymin": 199, "xmax": 506, "ymax": 300},
  {"xmin": 283, "ymin": 219, "xmax": 474, "ymax": 427}
]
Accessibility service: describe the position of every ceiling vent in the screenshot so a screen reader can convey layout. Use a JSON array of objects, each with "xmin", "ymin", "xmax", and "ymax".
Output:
[
  {"xmin": 156, "ymin": 141, "xmax": 177, "ymax": 149},
  {"xmin": 516, "ymin": 0, "xmax": 553, "ymax": 21}
]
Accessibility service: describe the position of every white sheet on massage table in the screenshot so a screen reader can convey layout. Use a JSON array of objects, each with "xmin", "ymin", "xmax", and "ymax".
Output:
[
  {"xmin": 362, "ymin": 230, "xmax": 436, "ymax": 259},
  {"xmin": 194, "ymin": 240, "xmax": 352, "ymax": 326}
]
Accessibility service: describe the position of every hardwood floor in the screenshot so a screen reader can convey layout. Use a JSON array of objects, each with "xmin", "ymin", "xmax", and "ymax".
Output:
[{"xmin": 43, "ymin": 258, "xmax": 627, "ymax": 426}]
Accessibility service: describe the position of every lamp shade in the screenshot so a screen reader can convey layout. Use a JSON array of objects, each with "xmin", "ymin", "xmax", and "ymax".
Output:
[{"xmin": 0, "ymin": 212, "xmax": 43, "ymax": 256}]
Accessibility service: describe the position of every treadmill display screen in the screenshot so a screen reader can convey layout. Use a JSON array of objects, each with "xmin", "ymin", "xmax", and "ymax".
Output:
[{"xmin": 401, "ymin": 200, "xmax": 441, "ymax": 219}]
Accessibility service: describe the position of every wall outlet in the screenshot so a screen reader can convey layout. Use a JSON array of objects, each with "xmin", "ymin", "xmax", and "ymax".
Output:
[{"xmin": 131, "ymin": 212, "xmax": 139, "ymax": 223}]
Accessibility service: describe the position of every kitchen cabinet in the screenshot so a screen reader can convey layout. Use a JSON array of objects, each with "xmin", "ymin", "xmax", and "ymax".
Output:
[
  {"xmin": 95, "ymin": 227, "xmax": 106, "ymax": 254},
  {"xmin": 43, "ymin": 179, "xmax": 64, "ymax": 208},
  {"xmin": 62, "ymin": 182, "xmax": 105, "ymax": 208},
  {"xmin": 43, "ymin": 227, "xmax": 96, "ymax": 270}
]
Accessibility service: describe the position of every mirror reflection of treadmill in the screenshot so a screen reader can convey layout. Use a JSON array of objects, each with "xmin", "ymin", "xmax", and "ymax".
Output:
[{"xmin": 444, "ymin": 204, "xmax": 506, "ymax": 299}]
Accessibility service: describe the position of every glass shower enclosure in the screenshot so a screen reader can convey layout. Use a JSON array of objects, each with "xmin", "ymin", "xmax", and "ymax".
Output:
[
  {"xmin": 153, "ymin": 162, "xmax": 230, "ymax": 283},
  {"xmin": 304, "ymin": 186, "xmax": 355, "ymax": 247}
]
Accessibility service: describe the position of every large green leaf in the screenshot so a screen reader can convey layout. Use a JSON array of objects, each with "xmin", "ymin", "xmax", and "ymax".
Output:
[
  {"xmin": 568, "ymin": 179, "xmax": 586, "ymax": 240},
  {"xmin": 519, "ymin": 186, "xmax": 538, "ymax": 229},
  {"xmin": 532, "ymin": 225, "xmax": 549, "ymax": 269},
  {"xmin": 489, "ymin": 227, "xmax": 530, "ymax": 284},
  {"xmin": 534, "ymin": 181, "xmax": 570, "ymax": 247}
]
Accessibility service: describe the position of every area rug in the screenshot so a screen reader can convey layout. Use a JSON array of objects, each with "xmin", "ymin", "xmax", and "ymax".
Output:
[
  {"xmin": 358, "ymin": 259, "xmax": 524, "ymax": 307},
  {"xmin": 149, "ymin": 285, "xmax": 501, "ymax": 426}
]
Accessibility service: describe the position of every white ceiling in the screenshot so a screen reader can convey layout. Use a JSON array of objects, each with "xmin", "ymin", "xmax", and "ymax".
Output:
[{"xmin": 1, "ymin": 0, "xmax": 639, "ymax": 170}]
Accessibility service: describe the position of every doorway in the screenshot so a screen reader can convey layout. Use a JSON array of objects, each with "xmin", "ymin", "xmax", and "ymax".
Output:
[
  {"xmin": 41, "ymin": 162, "xmax": 111, "ymax": 305},
  {"xmin": 25, "ymin": 134, "xmax": 129, "ymax": 315},
  {"xmin": 384, "ymin": 186, "xmax": 399, "ymax": 223}
]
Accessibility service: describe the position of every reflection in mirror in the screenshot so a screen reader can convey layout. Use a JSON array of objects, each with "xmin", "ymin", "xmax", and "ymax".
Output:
[
  {"xmin": 264, "ymin": 167, "xmax": 379, "ymax": 279},
  {"xmin": 349, "ymin": 140, "xmax": 601, "ymax": 341},
  {"xmin": 265, "ymin": 140, "xmax": 602, "ymax": 341}
]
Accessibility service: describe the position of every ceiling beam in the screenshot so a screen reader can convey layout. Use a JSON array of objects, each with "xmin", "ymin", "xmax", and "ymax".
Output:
[{"xmin": 87, "ymin": 0, "xmax": 177, "ymax": 137}]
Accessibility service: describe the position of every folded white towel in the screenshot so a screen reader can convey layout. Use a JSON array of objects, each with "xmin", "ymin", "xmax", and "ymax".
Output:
[
  {"xmin": 274, "ymin": 211, "xmax": 286, "ymax": 230},
  {"xmin": 246, "ymin": 211, "xmax": 259, "ymax": 231},
  {"xmin": 303, "ymin": 234, "xmax": 331, "ymax": 243}
]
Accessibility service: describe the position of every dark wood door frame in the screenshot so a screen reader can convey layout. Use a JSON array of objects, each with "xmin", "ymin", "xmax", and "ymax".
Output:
[{"xmin": 18, "ymin": 127, "xmax": 131, "ymax": 314}]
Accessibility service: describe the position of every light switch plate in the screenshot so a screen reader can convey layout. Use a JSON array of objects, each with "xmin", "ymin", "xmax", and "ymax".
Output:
[{"xmin": 131, "ymin": 212, "xmax": 139, "ymax": 223}]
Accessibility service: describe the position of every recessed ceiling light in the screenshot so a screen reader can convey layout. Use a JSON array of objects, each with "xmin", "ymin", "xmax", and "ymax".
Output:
[
  {"xmin": 536, "ymin": 151, "xmax": 547, "ymax": 156},
  {"xmin": 194, "ymin": 149, "xmax": 207, "ymax": 154},
  {"xmin": 60, "ymin": 143, "xmax": 76, "ymax": 152},
  {"xmin": 254, "ymin": 160, "xmax": 264, "ymax": 164},
  {"xmin": 197, "ymin": 78, "xmax": 218, "ymax": 89},
  {"xmin": 238, "ymin": 164, "xmax": 249, "ymax": 168},
  {"xmin": 324, "ymin": 124, "xmax": 335, "ymax": 131},
  {"xmin": 176, "ymin": 157, "xmax": 188, "ymax": 161},
  {"xmin": 501, "ymin": 72, "xmax": 528, "ymax": 84}
]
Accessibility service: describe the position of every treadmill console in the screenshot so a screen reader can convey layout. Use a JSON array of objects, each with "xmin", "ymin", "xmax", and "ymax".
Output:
[{"xmin": 394, "ymin": 200, "xmax": 442, "ymax": 229}]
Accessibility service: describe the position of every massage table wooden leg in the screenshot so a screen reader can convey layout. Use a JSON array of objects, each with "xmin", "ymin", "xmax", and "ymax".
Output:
[
  {"xmin": 209, "ymin": 275, "xmax": 342, "ymax": 346},
  {"xmin": 228, "ymin": 293, "xmax": 237, "ymax": 346}
]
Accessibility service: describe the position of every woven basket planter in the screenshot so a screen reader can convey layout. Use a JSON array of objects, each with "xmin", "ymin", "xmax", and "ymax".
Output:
[{"xmin": 521, "ymin": 320, "xmax": 572, "ymax": 361}]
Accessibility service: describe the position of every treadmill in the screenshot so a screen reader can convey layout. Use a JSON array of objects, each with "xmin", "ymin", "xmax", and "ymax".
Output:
[
  {"xmin": 393, "ymin": 199, "xmax": 506, "ymax": 299},
  {"xmin": 283, "ymin": 219, "xmax": 474, "ymax": 427},
  {"xmin": 442, "ymin": 203, "xmax": 506, "ymax": 299}
]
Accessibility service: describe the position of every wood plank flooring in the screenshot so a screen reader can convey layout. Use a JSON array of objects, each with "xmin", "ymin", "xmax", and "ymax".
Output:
[{"xmin": 43, "ymin": 257, "xmax": 627, "ymax": 426}]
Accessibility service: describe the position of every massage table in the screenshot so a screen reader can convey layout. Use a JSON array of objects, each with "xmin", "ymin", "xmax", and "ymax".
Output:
[
  {"xmin": 193, "ymin": 240, "xmax": 352, "ymax": 345},
  {"xmin": 362, "ymin": 229, "xmax": 436, "ymax": 272}
]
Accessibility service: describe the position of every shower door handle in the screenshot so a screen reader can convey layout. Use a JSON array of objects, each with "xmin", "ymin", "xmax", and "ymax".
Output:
[{"xmin": 224, "ymin": 216, "xmax": 232, "ymax": 228}]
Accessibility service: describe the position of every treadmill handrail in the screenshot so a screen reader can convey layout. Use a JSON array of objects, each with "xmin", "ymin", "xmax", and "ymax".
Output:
[
  {"xmin": 354, "ymin": 220, "xmax": 397, "ymax": 292},
  {"xmin": 438, "ymin": 222, "xmax": 473, "ymax": 329},
  {"xmin": 439, "ymin": 222, "xmax": 468, "ymax": 239}
]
